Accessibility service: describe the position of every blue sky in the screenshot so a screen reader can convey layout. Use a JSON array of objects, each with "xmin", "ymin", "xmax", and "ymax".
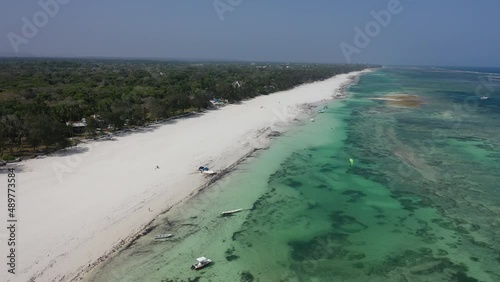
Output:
[{"xmin": 1, "ymin": 0, "xmax": 499, "ymax": 66}]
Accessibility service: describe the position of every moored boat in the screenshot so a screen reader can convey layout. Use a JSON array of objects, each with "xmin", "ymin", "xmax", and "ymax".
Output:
[
  {"xmin": 221, "ymin": 208, "xmax": 243, "ymax": 216},
  {"xmin": 154, "ymin": 233, "xmax": 173, "ymax": 240},
  {"xmin": 191, "ymin": 257, "xmax": 212, "ymax": 270}
]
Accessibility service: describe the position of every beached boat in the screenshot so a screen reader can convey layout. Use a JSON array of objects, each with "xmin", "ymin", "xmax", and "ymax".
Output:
[
  {"xmin": 221, "ymin": 208, "xmax": 243, "ymax": 216},
  {"xmin": 154, "ymin": 233, "xmax": 173, "ymax": 240},
  {"xmin": 198, "ymin": 166, "xmax": 216, "ymax": 175},
  {"xmin": 191, "ymin": 257, "xmax": 212, "ymax": 270}
]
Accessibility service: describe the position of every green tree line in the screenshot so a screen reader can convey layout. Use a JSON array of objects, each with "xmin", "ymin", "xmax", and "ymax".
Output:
[{"xmin": 0, "ymin": 58, "xmax": 379, "ymax": 158}]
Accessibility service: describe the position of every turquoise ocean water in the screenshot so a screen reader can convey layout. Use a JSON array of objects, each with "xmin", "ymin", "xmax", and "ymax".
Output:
[{"xmin": 89, "ymin": 67, "xmax": 500, "ymax": 282}]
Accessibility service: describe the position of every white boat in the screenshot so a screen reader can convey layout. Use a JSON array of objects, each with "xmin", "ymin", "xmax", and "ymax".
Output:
[
  {"xmin": 154, "ymin": 233, "xmax": 173, "ymax": 240},
  {"xmin": 191, "ymin": 257, "xmax": 212, "ymax": 270},
  {"xmin": 480, "ymin": 96, "xmax": 489, "ymax": 100},
  {"xmin": 221, "ymin": 208, "xmax": 243, "ymax": 216},
  {"xmin": 199, "ymin": 166, "xmax": 216, "ymax": 175}
]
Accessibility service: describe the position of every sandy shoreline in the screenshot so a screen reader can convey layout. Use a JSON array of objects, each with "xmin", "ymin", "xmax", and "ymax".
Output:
[{"xmin": 0, "ymin": 70, "xmax": 369, "ymax": 282}]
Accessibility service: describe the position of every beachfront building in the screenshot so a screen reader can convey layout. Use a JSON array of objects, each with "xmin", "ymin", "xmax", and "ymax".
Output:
[{"xmin": 66, "ymin": 118, "xmax": 87, "ymax": 134}]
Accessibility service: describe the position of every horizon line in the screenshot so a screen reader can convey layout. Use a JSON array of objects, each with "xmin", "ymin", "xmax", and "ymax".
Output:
[{"xmin": 0, "ymin": 55, "xmax": 499, "ymax": 69}]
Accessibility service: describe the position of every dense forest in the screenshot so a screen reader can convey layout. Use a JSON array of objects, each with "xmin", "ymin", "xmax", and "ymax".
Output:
[{"xmin": 0, "ymin": 58, "xmax": 378, "ymax": 159}]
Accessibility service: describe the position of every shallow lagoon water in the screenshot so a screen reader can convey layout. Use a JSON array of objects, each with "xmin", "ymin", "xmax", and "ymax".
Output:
[{"xmin": 89, "ymin": 68, "xmax": 500, "ymax": 282}]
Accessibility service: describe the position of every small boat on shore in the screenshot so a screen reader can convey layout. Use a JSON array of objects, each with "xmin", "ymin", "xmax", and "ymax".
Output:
[
  {"xmin": 221, "ymin": 208, "xmax": 243, "ymax": 216},
  {"xmin": 154, "ymin": 233, "xmax": 173, "ymax": 240},
  {"xmin": 198, "ymin": 166, "xmax": 216, "ymax": 175},
  {"xmin": 191, "ymin": 257, "xmax": 212, "ymax": 270}
]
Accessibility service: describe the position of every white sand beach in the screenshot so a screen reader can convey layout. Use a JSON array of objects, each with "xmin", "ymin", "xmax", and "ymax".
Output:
[{"xmin": 1, "ymin": 71, "xmax": 367, "ymax": 282}]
